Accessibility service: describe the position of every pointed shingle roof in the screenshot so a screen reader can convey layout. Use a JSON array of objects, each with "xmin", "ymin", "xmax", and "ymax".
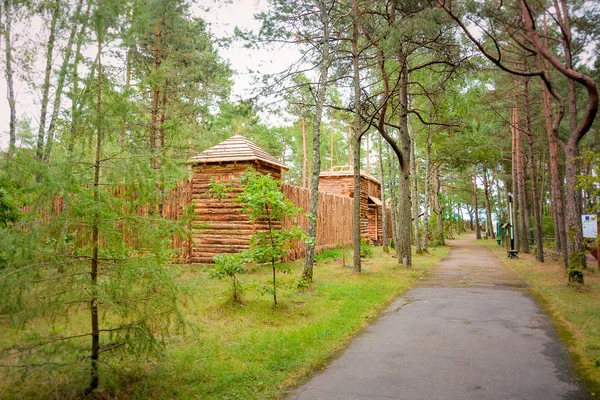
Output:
[{"xmin": 188, "ymin": 134, "xmax": 288, "ymax": 170}]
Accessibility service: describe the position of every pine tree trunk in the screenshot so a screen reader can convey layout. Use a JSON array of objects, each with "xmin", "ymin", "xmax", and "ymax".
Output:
[
  {"xmin": 302, "ymin": 0, "xmax": 330, "ymax": 281},
  {"xmin": 302, "ymin": 113, "xmax": 307, "ymax": 187},
  {"xmin": 397, "ymin": 56, "xmax": 412, "ymax": 266},
  {"xmin": 411, "ymin": 130, "xmax": 421, "ymax": 252},
  {"xmin": 3, "ymin": 0, "xmax": 17, "ymax": 154},
  {"xmin": 89, "ymin": 22, "xmax": 103, "ymax": 395},
  {"xmin": 378, "ymin": 135, "xmax": 388, "ymax": 247},
  {"xmin": 69, "ymin": 2, "xmax": 91, "ymax": 150},
  {"xmin": 36, "ymin": 0, "xmax": 60, "ymax": 161},
  {"xmin": 473, "ymin": 170, "xmax": 482, "ymax": 239},
  {"xmin": 524, "ymin": 79, "xmax": 544, "ymax": 262},
  {"xmin": 422, "ymin": 129, "xmax": 431, "ymax": 251},
  {"xmin": 389, "ymin": 150, "xmax": 400, "ymax": 250},
  {"xmin": 483, "ymin": 168, "xmax": 495, "ymax": 239},
  {"xmin": 434, "ymin": 168, "xmax": 444, "ymax": 246},
  {"xmin": 159, "ymin": 79, "xmax": 168, "ymax": 148},
  {"xmin": 121, "ymin": 46, "xmax": 132, "ymax": 145},
  {"xmin": 514, "ymin": 92, "xmax": 530, "ymax": 253},
  {"xmin": 45, "ymin": 0, "xmax": 85, "ymax": 162},
  {"xmin": 150, "ymin": 16, "xmax": 163, "ymax": 162},
  {"xmin": 564, "ymin": 140, "xmax": 585, "ymax": 282},
  {"xmin": 351, "ymin": 0, "xmax": 362, "ymax": 273}
]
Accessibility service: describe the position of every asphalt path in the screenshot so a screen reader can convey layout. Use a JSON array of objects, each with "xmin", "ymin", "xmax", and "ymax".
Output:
[{"xmin": 285, "ymin": 235, "xmax": 589, "ymax": 400}]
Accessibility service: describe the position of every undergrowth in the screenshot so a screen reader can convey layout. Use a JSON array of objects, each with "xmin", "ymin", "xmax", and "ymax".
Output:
[{"xmin": 1, "ymin": 246, "xmax": 449, "ymax": 399}]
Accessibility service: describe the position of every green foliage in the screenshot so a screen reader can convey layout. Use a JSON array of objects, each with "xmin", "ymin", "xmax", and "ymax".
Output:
[
  {"xmin": 235, "ymin": 168, "xmax": 307, "ymax": 307},
  {"xmin": 210, "ymin": 254, "xmax": 245, "ymax": 303},
  {"xmin": 206, "ymin": 177, "xmax": 234, "ymax": 200},
  {"xmin": 0, "ymin": 187, "xmax": 20, "ymax": 226},
  {"xmin": 578, "ymin": 151, "xmax": 600, "ymax": 214},
  {"xmin": 0, "ymin": 149, "xmax": 189, "ymax": 387},
  {"xmin": 315, "ymin": 248, "xmax": 343, "ymax": 263},
  {"xmin": 1, "ymin": 245, "xmax": 450, "ymax": 398},
  {"xmin": 360, "ymin": 238, "xmax": 374, "ymax": 258},
  {"xmin": 207, "ymin": 168, "xmax": 307, "ymax": 307}
]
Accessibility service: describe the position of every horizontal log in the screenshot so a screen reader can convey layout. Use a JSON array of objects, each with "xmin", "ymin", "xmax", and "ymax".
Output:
[
  {"xmin": 195, "ymin": 232, "xmax": 256, "ymax": 238},
  {"xmin": 194, "ymin": 209, "xmax": 245, "ymax": 216},
  {"xmin": 191, "ymin": 223, "xmax": 255, "ymax": 230},
  {"xmin": 193, "ymin": 215, "xmax": 250, "ymax": 222},
  {"xmin": 193, "ymin": 244, "xmax": 250, "ymax": 250},
  {"xmin": 193, "ymin": 238, "xmax": 250, "ymax": 246}
]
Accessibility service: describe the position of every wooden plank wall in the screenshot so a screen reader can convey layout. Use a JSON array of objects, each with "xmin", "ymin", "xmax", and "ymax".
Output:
[
  {"xmin": 281, "ymin": 184, "xmax": 354, "ymax": 260},
  {"xmin": 318, "ymin": 175, "xmax": 372, "ymax": 240},
  {"xmin": 21, "ymin": 183, "xmax": 192, "ymax": 261}
]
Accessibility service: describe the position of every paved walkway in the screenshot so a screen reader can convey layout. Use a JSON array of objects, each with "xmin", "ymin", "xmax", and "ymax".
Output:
[{"xmin": 286, "ymin": 235, "xmax": 589, "ymax": 400}]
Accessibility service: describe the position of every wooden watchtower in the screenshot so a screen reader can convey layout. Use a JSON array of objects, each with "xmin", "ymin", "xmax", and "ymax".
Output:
[
  {"xmin": 319, "ymin": 166, "xmax": 383, "ymax": 244},
  {"xmin": 187, "ymin": 134, "xmax": 288, "ymax": 263}
]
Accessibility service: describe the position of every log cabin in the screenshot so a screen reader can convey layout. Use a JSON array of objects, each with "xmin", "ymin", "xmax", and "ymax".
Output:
[
  {"xmin": 187, "ymin": 136, "xmax": 384, "ymax": 263},
  {"xmin": 187, "ymin": 134, "xmax": 288, "ymax": 263},
  {"xmin": 318, "ymin": 165, "xmax": 383, "ymax": 244}
]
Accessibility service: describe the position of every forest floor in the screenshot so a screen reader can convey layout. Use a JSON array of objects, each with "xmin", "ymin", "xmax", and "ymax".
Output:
[{"xmin": 285, "ymin": 234, "xmax": 590, "ymax": 399}]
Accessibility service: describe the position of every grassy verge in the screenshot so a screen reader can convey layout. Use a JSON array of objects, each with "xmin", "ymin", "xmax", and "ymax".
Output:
[
  {"xmin": 478, "ymin": 240, "xmax": 600, "ymax": 394},
  {"xmin": 1, "ymin": 246, "xmax": 449, "ymax": 399}
]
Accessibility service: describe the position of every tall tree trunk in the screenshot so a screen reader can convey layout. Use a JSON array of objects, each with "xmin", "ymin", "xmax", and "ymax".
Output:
[
  {"xmin": 302, "ymin": 0, "xmax": 330, "ymax": 281},
  {"xmin": 3, "ymin": 0, "xmax": 17, "ymax": 154},
  {"xmin": 397, "ymin": 54, "xmax": 412, "ymax": 266},
  {"xmin": 330, "ymin": 126, "xmax": 334, "ymax": 168},
  {"xmin": 351, "ymin": 0, "xmax": 362, "ymax": 273},
  {"xmin": 121, "ymin": 45, "xmax": 132, "ymax": 145},
  {"xmin": 520, "ymin": 0, "xmax": 599, "ymax": 282},
  {"xmin": 459, "ymin": 206, "xmax": 465, "ymax": 235},
  {"xmin": 150, "ymin": 15, "xmax": 162, "ymax": 162},
  {"xmin": 389, "ymin": 149, "xmax": 400, "ymax": 250},
  {"xmin": 510, "ymin": 113, "xmax": 519, "ymax": 251},
  {"xmin": 69, "ymin": 2, "xmax": 91, "ymax": 150},
  {"xmin": 302, "ymin": 112, "xmax": 307, "ymax": 187},
  {"xmin": 524, "ymin": 79, "xmax": 544, "ymax": 261},
  {"xmin": 45, "ymin": 0, "xmax": 85, "ymax": 162},
  {"xmin": 494, "ymin": 167, "xmax": 505, "ymax": 222},
  {"xmin": 411, "ymin": 128, "xmax": 421, "ymax": 252},
  {"xmin": 434, "ymin": 167, "xmax": 444, "ymax": 246},
  {"xmin": 473, "ymin": 170, "xmax": 482, "ymax": 239},
  {"xmin": 513, "ymin": 88, "xmax": 529, "ymax": 253},
  {"xmin": 378, "ymin": 135, "xmax": 388, "ymax": 247},
  {"xmin": 365, "ymin": 133, "xmax": 370, "ymax": 172},
  {"xmin": 159, "ymin": 79, "xmax": 168, "ymax": 148},
  {"xmin": 482, "ymin": 168, "xmax": 495, "ymax": 239},
  {"xmin": 555, "ymin": 0, "xmax": 585, "ymax": 276},
  {"xmin": 422, "ymin": 128, "xmax": 431, "ymax": 251},
  {"xmin": 539, "ymin": 62, "xmax": 566, "ymax": 255},
  {"xmin": 89, "ymin": 19, "xmax": 103, "ymax": 394},
  {"xmin": 36, "ymin": 0, "xmax": 60, "ymax": 161}
]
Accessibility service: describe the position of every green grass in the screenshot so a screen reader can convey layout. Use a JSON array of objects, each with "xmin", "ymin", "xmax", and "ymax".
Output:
[
  {"xmin": 478, "ymin": 240, "xmax": 600, "ymax": 394},
  {"xmin": 1, "ymin": 246, "xmax": 449, "ymax": 399}
]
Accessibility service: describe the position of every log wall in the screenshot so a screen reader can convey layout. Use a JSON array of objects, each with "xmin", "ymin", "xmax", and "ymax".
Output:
[
  {"xmin": 281, "ymin": 184, "xmax": 354, "ymax": 260},
  {"xmin": 189, "ymin": 160, "xmax": 282, "ymax": 263},
  {"xmin": 318, "ymin": 175, "xmax": 383, "ymax": 243}
]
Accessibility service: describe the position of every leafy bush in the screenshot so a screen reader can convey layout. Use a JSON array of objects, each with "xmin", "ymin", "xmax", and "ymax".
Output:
[
  {"xmin": 209, "ymin": 254, "xmax": 245, "ymax": 303},
  {"xmin": 360, "ymin": 238, "xmax": 374, "ymax": 258}
]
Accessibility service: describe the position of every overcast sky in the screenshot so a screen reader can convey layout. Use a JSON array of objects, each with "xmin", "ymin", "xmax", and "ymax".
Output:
[{"xmin": 0, "ymin": 0, "xmax": 295, "ymax": 150}]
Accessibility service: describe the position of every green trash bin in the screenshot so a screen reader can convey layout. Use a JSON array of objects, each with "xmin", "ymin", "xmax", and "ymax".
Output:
[{"xmin": 496, "ymin": 222, "xmax": 503, "ymax": 246}]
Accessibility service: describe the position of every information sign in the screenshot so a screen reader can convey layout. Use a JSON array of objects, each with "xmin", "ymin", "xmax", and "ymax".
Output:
[{"xmin": 582, "ymin": 215, "xmax": 598, "ymax": 238}]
